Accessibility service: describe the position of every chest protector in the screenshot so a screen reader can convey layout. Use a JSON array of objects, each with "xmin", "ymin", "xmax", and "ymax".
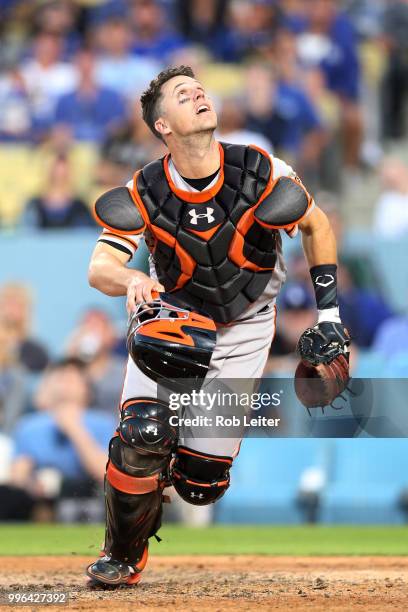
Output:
[{"xmin": 94, "ymin": 142, "xmax": 312, "ymax": 324}]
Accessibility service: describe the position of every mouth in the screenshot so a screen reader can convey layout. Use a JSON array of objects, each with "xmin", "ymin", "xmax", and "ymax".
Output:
[{"xmin": 196, "ymin": 104, "xmax": 210, "ymax": 115}]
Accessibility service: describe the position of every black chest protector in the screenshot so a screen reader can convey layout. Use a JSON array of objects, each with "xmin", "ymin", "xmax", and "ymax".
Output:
[{"xmin": 94, "ymin": 142, "xmax": 311, "ymax": 324}]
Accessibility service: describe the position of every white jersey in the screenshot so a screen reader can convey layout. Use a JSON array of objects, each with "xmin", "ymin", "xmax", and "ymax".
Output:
[{"xmin": 97, "ymin": 152, "xmax": 314, "ymax": 322}]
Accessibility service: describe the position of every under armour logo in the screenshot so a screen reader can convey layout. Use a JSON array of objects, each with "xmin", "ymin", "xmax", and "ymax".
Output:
[
  {"xmin": 315, "ymin": 274, "xmax": 334, "ymax": 288},
  {"xmin": 145, "ymin": 425, "xmax": 158, "ymax": 436},
  {"xmin": 190, "ymin": 492, "xmax": 204, "ymax": 499},
  {"xmin": 188, "ymin": 208, "xmax": 215, "ymax": 225}
]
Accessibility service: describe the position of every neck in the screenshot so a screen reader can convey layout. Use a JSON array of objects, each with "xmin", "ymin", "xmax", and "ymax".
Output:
[{"xmin": 168, "ymin": 133, "xmax": 220, "ymax": 179}]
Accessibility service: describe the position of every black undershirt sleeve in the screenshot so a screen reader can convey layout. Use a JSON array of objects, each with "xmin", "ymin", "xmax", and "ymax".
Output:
[{"xmin": 98, "ymin": 238, "xmax": 132, "ymax": 258}]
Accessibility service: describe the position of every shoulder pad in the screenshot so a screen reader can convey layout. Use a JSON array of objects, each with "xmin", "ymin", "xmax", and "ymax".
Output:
[
  {"xmin": 254, "ymin": 177, "xmax": 310, "ymax": 229},
  {"xmin": 93, "ymin": 187, "xmax": 146, "ymax": 234}
]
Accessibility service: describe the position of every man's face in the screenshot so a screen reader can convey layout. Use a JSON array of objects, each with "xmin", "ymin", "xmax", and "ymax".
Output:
[{"xmin": 155, "ymin": 75, "xmax": 217, "ymax": 141}]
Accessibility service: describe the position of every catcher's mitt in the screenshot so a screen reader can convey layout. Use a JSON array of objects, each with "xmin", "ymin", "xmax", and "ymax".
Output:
[{"xmin": 294, "ymin": 322, "xmax": 350, "ymax": 409}]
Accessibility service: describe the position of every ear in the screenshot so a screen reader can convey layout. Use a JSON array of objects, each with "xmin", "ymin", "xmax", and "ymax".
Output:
[{"xmin": 154, "ymin": 117, "xmax": 171, "ymax": 138}]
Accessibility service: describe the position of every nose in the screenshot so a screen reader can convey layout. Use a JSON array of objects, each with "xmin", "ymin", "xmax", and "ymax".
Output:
[{"xmin": 194, "ymin": 88, "xmax": 205, "ymax": 101}]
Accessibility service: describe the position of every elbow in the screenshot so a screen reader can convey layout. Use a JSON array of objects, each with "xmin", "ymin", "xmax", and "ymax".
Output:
[
  {"xmin": 88, "ymin": 266, "xmax": 97, "ymax": 289},
  {"xmin": 88, "ymin": 263, "xmax": 101, "ymax": 289}
]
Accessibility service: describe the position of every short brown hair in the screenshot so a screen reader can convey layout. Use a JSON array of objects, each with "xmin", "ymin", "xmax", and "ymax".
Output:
[{"xmin": 140, "ymin": 65, "xmax": 195, "ymax": 141}]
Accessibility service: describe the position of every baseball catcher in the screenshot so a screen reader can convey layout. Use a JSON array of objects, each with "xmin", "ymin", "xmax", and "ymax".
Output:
[{"xmin": 86, "ymin": 65, "xmax": 349, "ymax": 586}]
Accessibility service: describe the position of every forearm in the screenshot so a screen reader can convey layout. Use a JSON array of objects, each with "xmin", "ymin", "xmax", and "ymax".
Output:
[
  {"xmin": 300, "ymin": 209, "xmax": 337, "ymax": 267},
  {"xmin": 66, "ymin": 427, "xmax": 108, "ymax": 483},
  {"xmin": 300, "ymin": 206, "xmax": 340, "ymax": 321},
  {"xmin": 9, "ymin": 456, "xmax": 33, "ymax": 488},
  {"xmin": 88, "ymin": 251, "xmax": 145, "ymax": 296}
]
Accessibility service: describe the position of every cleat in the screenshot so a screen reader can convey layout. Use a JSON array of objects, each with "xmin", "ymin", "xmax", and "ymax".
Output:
[{"xmin": 86, "ymin": 546, "xmax": 148, "ymax": 588}]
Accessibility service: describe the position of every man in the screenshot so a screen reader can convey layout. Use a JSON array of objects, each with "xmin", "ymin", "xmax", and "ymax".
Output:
[
  {"xmin": 4, "ymin": 358, "xmax": 115, "ymax": 520},
  {"xmin": 86, "ymin": 65, "xmax": 347, "ymax": 586}
]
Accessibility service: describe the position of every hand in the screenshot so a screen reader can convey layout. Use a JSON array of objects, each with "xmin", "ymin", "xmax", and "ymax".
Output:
[
  {"xmin": 297, "ymin": 322, "xmax": 350, "ymax": 366},
  {"xmin": 126, "ymin": 273, "xmax": 164, "ymax": 314},
  {"xmin": 51, "ymin": 402, "xmax": 83, "ymax": 437}
]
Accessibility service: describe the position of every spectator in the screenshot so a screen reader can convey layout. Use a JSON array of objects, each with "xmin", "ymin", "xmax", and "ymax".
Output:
[
  {"xmin": 381, "ymin": 0, "xmax": 408, "ymax": 140},
  {"xmin": 97, "ymin": 99, "xmax": 164, "ymax": 188},
  {"xmin": 177, "ymin": 0, "xmax": 235, "ymax": 62},
  {"xmin": 21, "ymin": 153, "xmax": 95, "ymax": 229},
  {"xmin": 317, "ymin": 193, "xmax": 381, "ymax": 291},
  {"xmin": 128, "ymin": 0, "xmax": 185, "ymax": 62},
  {"xmin": 226, "ymin": 0, "xmax": 283, "ymax": 61},
  {"xmin": 216, "ymin": 96, "xmax": 274, "ymax": 151},
  {"xmin": 337, "ymin": 263, "xmax": 394, "ymax": 348},
  {"xmin": 0, "ymin": 282, "xmax": 49, "ymax": 373},
  {"xmin": 53, "ymin": 48, "xmax": 126, "ymax": 143},
  {"xmin": 0, "ymin": 61, "xmax": 32, "ymax": 142},
  {"xmin": 32, "ymin": 0, "xmax": 81, "ymax": 57},
  {"xmin": 293, "ymin": 0, "xmax": 363, "ymax": 169},
  {"xmin": 94, "ymin": 17, "xmax": 160, "ymax": 99},
  {"xmin": 344, "ymin": 0, "xmax": 384, "ymax": 40},
  {"xmin": 270, "ymin": 29, "xmax": 328, "ymax": 186},
  {"xmin": 20, "ymin": 32, "xmax": 77, "ymax": 139},
  {"xmin": 373, "ymin": 157, "xmax": 408, "ymax": 239},
  {"xmin": 0, "ymin": 320, "xmax": 26, "ymax": 435},
  {"xmin": 7, "ymin": 358, "xmax": 115, "ymax": 518},
  {"xmin": 66, "ymin": 309, "xmax": 126, "ymax": 414},
  {"xmin": 302, "ymin": 67, "xmax": 342, "ymax": 192},
  {"xmin": 244, "ymin": 63, "xmax": 322, "ymax": 167},
  {"xmin": 0, "ymin": 431, "xmax": 13, "ymax": 482}
]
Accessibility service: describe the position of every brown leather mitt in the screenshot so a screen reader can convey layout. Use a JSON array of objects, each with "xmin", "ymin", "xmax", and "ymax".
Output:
[{"xmin": 295, "ymin": 322, "xmax": 350, "ymax": 408}]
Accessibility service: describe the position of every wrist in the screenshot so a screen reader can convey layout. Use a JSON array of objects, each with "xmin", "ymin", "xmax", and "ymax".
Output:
[
  {"xmin": 310, "ymin": 264, "xmax": 338, "ymax": 310},
  {"xmin": 127, "ymin": 270, "xmax": 148, "ymax": 286},
  {"xmin": 317, "ymin": 306, "xmax": 341, "ymax": 324}
]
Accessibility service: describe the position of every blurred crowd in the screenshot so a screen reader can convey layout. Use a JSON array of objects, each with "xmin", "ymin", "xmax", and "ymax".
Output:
[
  {"xmin": 0, "ymin": 0, "xmax": 408, "ymax": 226},
  {"xmin": 1, "ymin": 0, "xmax": 408, "ymax": 522},
  {"xmin": 0, "ymin": 283, "xmax": 125, "ymax": 521}
]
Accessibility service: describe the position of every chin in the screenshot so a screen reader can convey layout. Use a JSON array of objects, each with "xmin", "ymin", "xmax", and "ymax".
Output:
[{"xmin": 195, "ymin": 117, "xmax": 218, "ymax": 134}]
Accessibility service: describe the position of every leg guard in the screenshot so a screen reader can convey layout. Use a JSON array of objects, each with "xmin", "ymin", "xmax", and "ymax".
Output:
[
  {"xmin": 104, "ymin": 398, "xmax": 177, "ymax": 564},
  {"xmin": 170, "ymin": 446, "xmax": 232, "ymax": 506}
]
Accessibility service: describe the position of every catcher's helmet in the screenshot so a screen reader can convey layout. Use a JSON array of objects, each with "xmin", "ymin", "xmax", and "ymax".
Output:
[{"xmin": 127, "ymin": 293, "xmax": 216, "ymax": 392}]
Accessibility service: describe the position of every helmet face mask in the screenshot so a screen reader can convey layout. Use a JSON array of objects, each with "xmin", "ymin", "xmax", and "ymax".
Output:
[{"xmin": 127, "ymin": 293, "xmax": 217, "ymax": 392}]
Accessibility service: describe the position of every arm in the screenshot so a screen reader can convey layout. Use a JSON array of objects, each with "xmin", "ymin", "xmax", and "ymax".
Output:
[
  {"xmin": 298, "ymin": 205, "xmax": 337, "ymax": 267},
  {"xmin": 9, "ymin": 456, "xmax": 34, "ymax": 488},
  {"xmin": 88, "ymin": 242, "xmax": 164, "ymax": 312},
  {"xmin": 298, "ymin": 205, "xmax": 340, "ymax": 322},
  {"xmin": 68, "ymin": 427, "xmax": 107, "ymax": 483},
  {"xmin": 49, "ymin": 403, "xmax": 108, "ymax": 483}
]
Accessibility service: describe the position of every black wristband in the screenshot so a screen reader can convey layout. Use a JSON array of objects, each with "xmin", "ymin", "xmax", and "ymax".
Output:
[{"xmin": 310, "ymin": 264, "xmax": 338, "ymax": 310}]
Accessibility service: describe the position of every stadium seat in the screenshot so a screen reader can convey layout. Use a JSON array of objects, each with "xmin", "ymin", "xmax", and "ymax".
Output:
[
  {"xmin": 352, "ymin": 350, "xmax": 385, "ymax": 378},
  {"xmin": 215, "ymin": 438, "xmax": 323, "ymax": 524},
  {"xmin": 320, "ymin": 439, "xmax": 408, "ymax": 524}
]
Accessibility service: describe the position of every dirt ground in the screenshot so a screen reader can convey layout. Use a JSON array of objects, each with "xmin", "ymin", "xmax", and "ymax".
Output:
[{"xmin": 0, "ymin": 556, "xmax": 407, "ymax": 611}]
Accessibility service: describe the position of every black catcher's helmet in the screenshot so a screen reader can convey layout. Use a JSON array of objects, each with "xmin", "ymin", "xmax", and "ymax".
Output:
[{"xmin": 127, "ymin": 293, "xmax": 217, "ymax": 392}]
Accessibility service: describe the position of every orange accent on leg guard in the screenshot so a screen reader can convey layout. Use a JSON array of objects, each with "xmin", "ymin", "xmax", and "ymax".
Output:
[{"xmin": 106, "ymin": 461, "xmax": 159, "ymax": 494}]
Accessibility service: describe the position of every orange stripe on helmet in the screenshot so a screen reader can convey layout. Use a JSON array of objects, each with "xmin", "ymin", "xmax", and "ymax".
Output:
[{"xmin": 138, "ymin": 318, "xmax": 195, "ymax": 346}]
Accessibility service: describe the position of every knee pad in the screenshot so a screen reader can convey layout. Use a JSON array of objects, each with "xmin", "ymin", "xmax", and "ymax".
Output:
[
  {"xmin": 170, "ymin": 446, "xmax": 232, "ymax": 506},
  {"xmin": 107, "ymin": 398, "xmax": 178, "ymax": 489}
]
